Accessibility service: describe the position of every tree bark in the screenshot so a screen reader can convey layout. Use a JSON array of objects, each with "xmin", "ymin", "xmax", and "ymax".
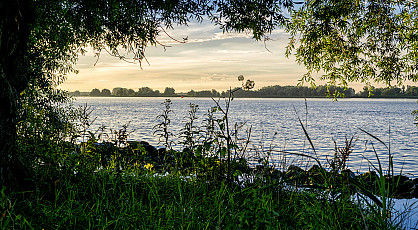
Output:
[{"xmin": 0, "ymin": 0, "xmax": 33, "ymax": 188}]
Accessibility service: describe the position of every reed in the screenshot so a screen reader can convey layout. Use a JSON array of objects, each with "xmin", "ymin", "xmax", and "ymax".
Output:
[{"xmin": 2, "ymin": 82, "xmax": 414, "ymax": 229}]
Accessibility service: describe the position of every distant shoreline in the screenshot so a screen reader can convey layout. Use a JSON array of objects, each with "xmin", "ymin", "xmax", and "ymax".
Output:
[
  {"xmin": 69, "ymin": 84, "xmax": 418, "ymax": 99},
  {"xmin": 70, "ymin": 95, "xmax": 418, "ymax": 99}
]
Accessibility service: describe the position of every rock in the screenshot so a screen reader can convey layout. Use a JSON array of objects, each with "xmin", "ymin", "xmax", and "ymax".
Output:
[
  {"xmin": 355, "ymin": 171, "xmax": 379, "ymax": 191},
  {"xmin": 334, "ymin": 169, "xmax": 356, "ymax": 188},
  {"xmin": 285, "ymin": 165, "xmax": 306, "ymax": 184},
  {"xmin": 397, "ymin": 180, "xmax": 415, "ymax": 198},
  {"xmin": 127, "ymin": 141, "xmax": 157, "ymax": 154},
  {"xmin": 270, "ymin": 169, "xmax": 282, "ymax": 179},
  {"xmin": 412, "ymin": 186, "xmax": 418, "ymax": 198},
  {"xmin": 308, "ymin": 165, "xmax": 322, "ymax": 175},
  {"xmin": 286, "ymin": 165, "xmax": 305, "ymax": 176},
  {"xmin": 357, "ymin": 171, "xmax": 379, "ymax": 183},
  {"xmin": 385, "ymin": 175, "xmax": 415, "ymax": 198},
  {"xmin": 385, "ymin": 174, "xmax": 410, "ymax": 184},
  {"xmin": 139, "ymin": 141, "xmax": 157, "ymax": 153},
  {"xmin": 307, "ymin": 165, "xmax": 326, "ymax": 185}
]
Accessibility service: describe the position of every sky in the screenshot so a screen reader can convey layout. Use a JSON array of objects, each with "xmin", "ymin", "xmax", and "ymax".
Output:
[{"xmin": 59, "ymin": 19, "xmax": 395, "ymax": 94}]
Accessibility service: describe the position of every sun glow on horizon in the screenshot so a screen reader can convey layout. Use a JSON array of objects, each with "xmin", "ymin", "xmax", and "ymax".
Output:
[
  {"xmin": 60, "ymin": 20, "xmax": 312, "ymax": 93},
  {"xmin": 60, "ymin": 20, "xmax": 416, "ymax": 94}
]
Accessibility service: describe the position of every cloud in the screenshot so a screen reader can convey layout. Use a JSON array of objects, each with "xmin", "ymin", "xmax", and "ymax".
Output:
[
  {"xmin": 213, "ymin": 31, "xmax": 252, "ymax": 40},
  {"xmin": 213, "ymin": 50, "xmax": 260, "ymax": 54},
  {"xmin": 61, "ymin": 19, "xmax": 310, "ymax": 93},
  {"xmin": 200, "ymin": 74, "xmax": 230, "ymax": 81},
  {"xmin": 219, "ymin": 59, "xmax": 249, "ymax": 63},
  {"xmin": 156, "ymin": 19, "xmax": 270, "ymax": 45}
]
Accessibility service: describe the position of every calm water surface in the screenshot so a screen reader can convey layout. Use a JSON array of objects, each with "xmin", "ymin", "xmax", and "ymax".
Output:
[{"xmin": 74, "ymin": 97, "xmax": 418, "ymax": 175}]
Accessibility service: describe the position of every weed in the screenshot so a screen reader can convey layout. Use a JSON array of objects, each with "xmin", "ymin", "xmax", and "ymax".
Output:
[
  {"xmin": 180, "ymin": 103, "xmax": 200, "ymax": 152},
  {"xmin": 153, "ymin": 99, "xmax": 174, "ymax": 150}
]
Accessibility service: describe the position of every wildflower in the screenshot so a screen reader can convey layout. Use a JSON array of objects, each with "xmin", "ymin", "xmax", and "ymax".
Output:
[{"xmin": 144, "ymin": 163, "xmax": 153, "ymax": 170}]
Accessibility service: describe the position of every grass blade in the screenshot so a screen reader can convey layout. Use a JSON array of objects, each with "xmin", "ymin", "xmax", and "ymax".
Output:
[
  {"xmin": 274, "ymin": 150, "xmax": 323, "ymax": 169},
  {"xmin": 358, "ymin": 127, "xmax": 388, "ymax": 150},
  {"xmin": 349, "ymin": 177, "xmax": 383, "ymax": 208},
  {"xmin": 294, "ymin": 106, "xmax": 317, "ymax": 155}
]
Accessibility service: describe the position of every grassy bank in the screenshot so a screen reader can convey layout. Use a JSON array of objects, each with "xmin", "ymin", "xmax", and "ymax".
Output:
[
  {"xmin": 2, "ymin": 168, "xmax": 392, "ymax": 229},
  {"xmin": 1, "ymin": 134, "xmax": 410, "ymax": 229},
  {"xmin": 3, "ymin": 93, "xmax": 414, "ymax": 229}
]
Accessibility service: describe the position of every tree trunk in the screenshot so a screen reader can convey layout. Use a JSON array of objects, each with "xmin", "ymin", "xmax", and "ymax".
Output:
[
  {"xmin": 0, "ymin": 71, "xmax": 18, "ymax": 188},
  {"xmin": 0, "ymin": 0, "xmax": 33, "ymax": 188}
]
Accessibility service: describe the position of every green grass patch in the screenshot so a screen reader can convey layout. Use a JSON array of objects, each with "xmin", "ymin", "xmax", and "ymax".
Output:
[{"xmin": 2, "ymin": 169, "xmax": 391, "ymax": 229}]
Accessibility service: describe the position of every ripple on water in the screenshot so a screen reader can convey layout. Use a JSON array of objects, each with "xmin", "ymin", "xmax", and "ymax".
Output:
[{"xmin": 74, "ymin": 97, "xmax": 418, "ymax": 174}]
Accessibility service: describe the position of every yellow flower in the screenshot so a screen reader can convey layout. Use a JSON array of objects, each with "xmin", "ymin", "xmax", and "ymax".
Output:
[{"xmin": 144, "ymin": 163, "xmax": 153, "ymax": 170}]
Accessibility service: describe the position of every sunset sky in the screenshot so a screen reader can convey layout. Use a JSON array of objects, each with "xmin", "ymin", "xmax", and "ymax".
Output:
[{"xmin": 60, "ymin": 19, "xmax": 396, "ymax": 93}]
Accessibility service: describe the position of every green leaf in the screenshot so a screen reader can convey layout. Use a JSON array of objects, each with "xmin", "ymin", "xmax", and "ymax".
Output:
[
  {"xmin": 220, "ymin": 147, "xmax": 227, "ymax": 157},
  {"xmin": 195, "ymin": 145, "xmax": 202, "ymax": 157},
  {"xmin": 204, "ymin": 142, "xmax": 211, "ymax": 151}
]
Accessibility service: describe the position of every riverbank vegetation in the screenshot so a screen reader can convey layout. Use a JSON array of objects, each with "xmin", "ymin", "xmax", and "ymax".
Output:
[
  {"xmin": 72, "ymin": 84, "xmax": 418, "ymax": 99},
  {"xmin": 2, "ymin": 87, "xmax": 416, "ymax": 229},
  {"xmin": 2, "ymin": 0, "xmax": 418, "ymax": 229}
]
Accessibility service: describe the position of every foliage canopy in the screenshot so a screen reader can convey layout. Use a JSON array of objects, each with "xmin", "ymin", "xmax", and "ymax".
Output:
[
  {"xmin": 0, "ymin": 0, "xmax": 293, "ymax": 187},
  {"xmin": 287, "ymin": 0, "xmax": 418, "ymax": 93},
  {"xmin": 2, "ymin": 0, "xmax": 418, "ymax": 187}
]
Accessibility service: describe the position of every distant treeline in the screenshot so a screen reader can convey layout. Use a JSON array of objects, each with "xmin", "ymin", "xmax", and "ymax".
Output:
[
  {"xmin": 357, "ymin": 85, "xmax": 418, "ymax": 98},
  {"xmin": 69, "ymin": 85, "xmax": 418, "ymax": 98}
]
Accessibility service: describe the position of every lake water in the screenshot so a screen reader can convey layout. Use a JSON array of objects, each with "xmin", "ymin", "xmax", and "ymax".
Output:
[{"xmin": 73, "ymin": 97, "xmax": 418, "ymax": 175}]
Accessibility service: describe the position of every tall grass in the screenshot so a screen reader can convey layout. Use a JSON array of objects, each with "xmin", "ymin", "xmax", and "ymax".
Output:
[
  {"xmin": 2, "ymin": 168, "xmax": 391, "ymax": 229},
  {"xmin": 2, "ymin": 79, "xmax": 413, "ymax": 229}
]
